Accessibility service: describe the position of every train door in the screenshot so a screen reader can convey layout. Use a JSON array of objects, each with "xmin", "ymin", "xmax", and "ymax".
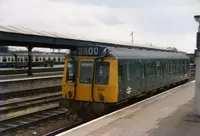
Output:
[
  {"xmin": 131, "ymin": 60, "xmax": 141, "ymax": 95},
  {"xmin": 76, "ymin": 60, "xmax": 94, "ymax": 101},
  {"xmin": 140, "ymin": 61, "xmax": 146, "ymax": 93},
  {"xmin": 156, "ymin": 61, "xmax": 161, "ymax": 88}
]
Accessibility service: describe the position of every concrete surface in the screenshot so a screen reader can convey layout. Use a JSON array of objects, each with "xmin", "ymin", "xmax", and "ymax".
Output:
[{"xmin": 58, "ymin": 81, "xmax": 198, "ymax": 136}]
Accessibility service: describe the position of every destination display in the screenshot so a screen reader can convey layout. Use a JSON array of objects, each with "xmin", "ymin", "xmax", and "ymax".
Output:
[{"xmin": 73, "ymin": 46, "xmax": 105, "ymax": 56}]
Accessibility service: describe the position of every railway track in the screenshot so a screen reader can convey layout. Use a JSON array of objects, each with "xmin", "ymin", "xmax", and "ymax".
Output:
[
  {"xmin": 0, "ymin": 86, "xmax": 67, "ymax": 135},
  {"xmin": 0, "ymin": 67, "xmax": 63, "ymax": 75},
  {"xmin": 0, "ymin": 86, "xmax": 61, "ymax": 100}
]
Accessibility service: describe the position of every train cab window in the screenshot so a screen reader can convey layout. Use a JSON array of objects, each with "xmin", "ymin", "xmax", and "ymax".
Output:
[
  {"xmin": 67, "ymin": 61, "xmax": 75, "ymax": 82},
  {"xmin": 80, "ymin": 61, "xmax": 93, "ymax": 84},
  {"xmin": 95, "ymin": 62, "xmax": 110, "ymax": 85}
]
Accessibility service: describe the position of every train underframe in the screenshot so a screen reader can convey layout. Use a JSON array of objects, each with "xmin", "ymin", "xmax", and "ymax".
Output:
[{"xmin": 59, "ymin": 98, "xmax": 113, "ymax": 119}]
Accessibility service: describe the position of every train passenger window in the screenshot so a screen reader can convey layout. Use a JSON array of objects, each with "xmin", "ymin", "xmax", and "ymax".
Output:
[
  {"xmin": 17, "ymin": 57, "xmax": 20, "ymax": 62},
  {"xmin": 12, "ymin": 57, "xmax": 15, "ymax": 62},
  {"xmin": 118, "ymin": 65, "xmax": 123, "ymax": 82},
  {"xmin": 35, "ymin": 57, "xmax": 38, "ymax": 62},
  {"xmin": 95, "ymin": 62, "xmax": 110, "ymax": 85},
  {"xmin": 7, "ymin": 57, "xmax": 11, "ymax": 62},
  {"xmin": 67, "ymin": 61, "xmax": 75, "ymax": 82},
  {"xmin": 147, "ymin": 63, "xmax": 154, "ymax": 76},
  {"xmin": 80, "ymin": 61, "xmax": 93, "ymax": 84},
  {"xmin": 3, "ymin": 57, "xmax": 6, "ymax": 62}
]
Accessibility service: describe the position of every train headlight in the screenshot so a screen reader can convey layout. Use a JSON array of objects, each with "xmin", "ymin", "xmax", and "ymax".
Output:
[
  {"xmin": 68, "ymin": 91, "xmax": 73, "ymax": 99},
  {"xmin": 99, "ymin": 93, "xmax": 104, "ymax": 102}
]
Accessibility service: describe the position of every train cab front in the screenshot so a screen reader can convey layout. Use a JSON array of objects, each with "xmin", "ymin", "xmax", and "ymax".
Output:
[{"xmin": 60, "ymin": 46, "xmax": 118, "ymax": 117}]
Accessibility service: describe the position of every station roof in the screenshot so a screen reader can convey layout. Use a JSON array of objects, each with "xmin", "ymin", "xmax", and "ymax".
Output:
[{"xmin": 0, "ymin": 25, "xmax": 178, "ymax": 52}]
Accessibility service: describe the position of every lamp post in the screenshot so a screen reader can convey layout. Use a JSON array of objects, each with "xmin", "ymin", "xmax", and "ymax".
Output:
[
  {"xmin": 130, "ymin": 31, "xmax": 133, "ymax": 43},
  {"xmin": 194, "ymin": 15, "xmax": 200, "ymax": 115}
]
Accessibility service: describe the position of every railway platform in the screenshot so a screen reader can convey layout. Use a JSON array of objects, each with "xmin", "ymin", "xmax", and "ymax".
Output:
[{"xmin": 57, "ymin": 81, "xmax": 200, "ymax": 136}]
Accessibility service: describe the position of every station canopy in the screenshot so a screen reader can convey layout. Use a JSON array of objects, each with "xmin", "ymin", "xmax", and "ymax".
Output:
[{"xmin": 0, "ymin": 25, "xmax": 171, "ymax": 51}]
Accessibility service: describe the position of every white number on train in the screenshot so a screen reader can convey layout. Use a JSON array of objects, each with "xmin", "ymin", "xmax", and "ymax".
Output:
[{"xmin": 88, "ymin": 47, "xmax": 99, "ymax": 55}]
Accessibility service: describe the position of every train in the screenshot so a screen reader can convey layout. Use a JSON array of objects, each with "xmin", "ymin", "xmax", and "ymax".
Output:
[
  {"xmin": 0, "ymin": 52, "xmax": 66, "ymax": 68},
  {"xmin": 60, "ymin": 45, "xmax": 190, "ymax": 118}
]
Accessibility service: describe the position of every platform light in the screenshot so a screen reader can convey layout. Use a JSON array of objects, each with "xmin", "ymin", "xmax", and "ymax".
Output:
[
  {"xmin": 194, "ymin": 15, "xmax": 200, "ymax": 23},
  {"xmin": 194, "ymin": 15, "xmax": 200, "ymax": 33}
]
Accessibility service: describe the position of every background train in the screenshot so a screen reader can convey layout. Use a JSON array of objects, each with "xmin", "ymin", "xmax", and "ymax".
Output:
[
  {"xmin": 0, "ymin": 52, "xmax": 66, "ymax": 68},
  {"xmin": 60, "ymin": 46, "xmax": 190, "ymax": 117}
]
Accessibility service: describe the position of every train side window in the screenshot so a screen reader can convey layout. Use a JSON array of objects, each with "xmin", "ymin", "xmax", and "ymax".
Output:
[
  {"xmin": 118, "ymin": 65, "xmax": 123, "ymax": 82},
  {"xmin": 12, "ymin": 57, "xmax": 15, "ymax": 62},
  {"xmin": 156, "ymin": 61, "xmax": 160, "ymax": 75},
  {"xmin": 126, "ymin": 63, "xmax": 131, "ymax": 81},
  {"xmin": 3, "ymin": 57, "xmax": 6, "ymax": 62},
  {"xmin": 95, "ymin": 62, "xmax": 110, "ymax": 85},
  {"xmin": 80, "ymin": 61, "xmax": 93, "ymax": 84},
  {"xmin": 7, "ymin": 57, "xmax": 11, "ymax": 62},
  {"xmin": 66, "ymin": 61, "xmax": 75, "ymax": 82},
  {"xmin": 147, "ymin": 63, "xmax": 154, "ymax": 76},
  {"xmin": 35, "ymin": 57, "xmax": 38, "ymax": 62}
]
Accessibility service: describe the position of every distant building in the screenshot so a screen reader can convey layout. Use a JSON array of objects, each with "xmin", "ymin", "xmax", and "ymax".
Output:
[{"xmin": 0, "ymin": 46, "xmax": 8, "ymax": 52}]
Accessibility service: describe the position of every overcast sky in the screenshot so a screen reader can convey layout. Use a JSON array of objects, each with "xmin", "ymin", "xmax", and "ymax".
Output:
[{"xmin": 0, "ymin": 0, "xmax": 200, "ymax": 53}]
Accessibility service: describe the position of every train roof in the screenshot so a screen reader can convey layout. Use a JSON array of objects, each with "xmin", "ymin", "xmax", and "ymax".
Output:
[{"xmin": 107, "ymin": 47, "xmax": 189, "ymax": 60}]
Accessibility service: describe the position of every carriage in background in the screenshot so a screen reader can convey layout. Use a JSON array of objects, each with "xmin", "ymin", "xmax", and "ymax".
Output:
[{"xmin": 0, "ymin": 52, "xmax": 66, "ymax": 68}]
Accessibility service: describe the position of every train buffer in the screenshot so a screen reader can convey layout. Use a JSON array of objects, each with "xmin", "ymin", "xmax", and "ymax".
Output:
[{"xmin": 57, "ymin": 81, "xmax": 200, "ymax": 136}]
